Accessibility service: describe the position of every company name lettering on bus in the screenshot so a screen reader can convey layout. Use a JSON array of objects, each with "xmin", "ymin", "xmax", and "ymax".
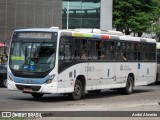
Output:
[
  {"xmin": 120, "ymin": 65, "xmax": 131, "ymax": 71},
  {"xmin": 59, "ymin": 56, "xmax": 98, "ymax": 60},
  {"xmin": 85, "ymin": 66, "xmax": 95, "ymax": 72},
  {"xmin": 18, "ymin": 33, "xmax": 52, "ymax": 39}
]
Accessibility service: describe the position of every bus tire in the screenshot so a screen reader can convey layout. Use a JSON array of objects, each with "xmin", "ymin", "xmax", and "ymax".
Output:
[
  {"xmin": 123, "ymin": 76, "xmax": 134, "ymax": 95},
  {"xmin": 68, "ymin": 79, "xmax": 83, "ymax": 100},
  {"xmin": 88, "ymin": 90, "xmax": 101, "ymax": 94},
  {"xmin": 31, "ymin": 93, "xmax": 44, "ymax": 98},
  {"xmin": 0, "ymin": 74, "xmax": 7, "ymax": 88},
  {"xmin": 155, "ymin": 73, "xmax": 160, "ymax": 85},
  {"xmin": 0, "ymin": 75, "xmax": 3, "ymax": 87},
  {"xmin": 3, "ymin": 78, "xmax": 7, "ymax": 88}
]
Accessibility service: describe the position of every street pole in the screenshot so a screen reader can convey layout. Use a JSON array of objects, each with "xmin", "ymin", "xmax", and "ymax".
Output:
[
  {"xmin": 3, "ymin": 37, "xmax": 10, "ymax": 54},
  {"xmin": 67, "ymin": 0, "xmax": 70, "ymax": 29},
  {"xmin": 151, "ymin": 22, "xmax": 156, "ymax": 38}
]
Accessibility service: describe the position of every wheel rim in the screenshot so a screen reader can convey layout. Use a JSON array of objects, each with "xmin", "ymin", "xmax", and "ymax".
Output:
[
  {"xmin": 74, "ymin": 84, "xmax": 81, "ymax": 96},
  {"xmin": 127, "ymin": 80, "xmax": 132, "ymax": 92}
]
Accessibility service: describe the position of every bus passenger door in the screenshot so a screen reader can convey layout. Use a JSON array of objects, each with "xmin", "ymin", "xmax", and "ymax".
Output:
[
  {"xmin": 137, "ymin": 63, "xmax": 152, "ymax": 85},
  {"xmin": 105, "ymin": 62, "xmax": 116, "ymax": 88},
  {"xmin": 137, "ymin": 43, "xmax": 153, "ymax": 85},
  {"xmin": 87, "ymin": 62, "xmax": 116, "ymax": 90},
  {"xmin": 86, "ymin": 40, "xmax": 117, "ymax": 90}
]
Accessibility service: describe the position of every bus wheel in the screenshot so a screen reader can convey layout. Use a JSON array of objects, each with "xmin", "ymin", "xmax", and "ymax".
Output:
[
  {"xmin": 88, "ymin": 90, "xmax": 101, "ymax": 94},
  {"xmin": 31, "ymin": 93, "xmax": 44, "ymax": 98},
  {"xmin": 3, "ymin": 78, "xmax": 7, "ymax": 88},
  {"xmin": 124, "ymin": 76, "xmax": 134, "ymax": 95},
  {"xmin": 68, "ymin": 79, "xmax": 83, "ymax": 100},
  {"xmin": 155, "ymin": 73, "xmax": 160, "ymax": 85},
  {"xmin": 0, "ymin": 75, "xmax": 6, "ymax": 87}
]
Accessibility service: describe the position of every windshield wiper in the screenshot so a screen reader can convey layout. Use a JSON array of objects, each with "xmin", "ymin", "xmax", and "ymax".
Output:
[{"xmin": 21, "ymin": 40, "xmax": 28, "ymax": 56}]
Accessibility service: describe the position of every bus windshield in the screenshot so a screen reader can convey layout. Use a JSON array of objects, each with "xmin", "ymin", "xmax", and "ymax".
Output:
[{"xmin": 9, "ymin": 41, "xmax": 56, "ymax": 73}]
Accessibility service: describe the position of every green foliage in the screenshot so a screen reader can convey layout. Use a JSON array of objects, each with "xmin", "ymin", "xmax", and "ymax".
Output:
[
  {"xmin": 154, "ymin": 0, "xmax": 160, "ymax": 41},
  {"xmin": 155, "ymin": 23, "xmax": 160, "ymax": 41},
  {"xmin": 113, "ymin": 0, "xmax": 160, "ymax": 36}
]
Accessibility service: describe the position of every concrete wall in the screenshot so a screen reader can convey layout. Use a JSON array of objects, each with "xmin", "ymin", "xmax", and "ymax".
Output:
[
  {"xmin": 0, "ymin": 0, "xmax": 62, "ymax": 42},
  {"xmin": 100, "ymin": 0, "xmax": 113, "ymax": 30}
]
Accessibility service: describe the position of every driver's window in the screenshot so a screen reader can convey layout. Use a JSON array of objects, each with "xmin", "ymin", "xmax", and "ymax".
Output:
[
  {"xmin": 59, "ymin": 44, "xmax": 71, "ymax": 64},
  {"xmin": 64, "ymin": 45, "xmax": 71, "ymax": 61},
  {"xmin": 59, "ymin": 45, "xmax": 64, "ymax": 64}
]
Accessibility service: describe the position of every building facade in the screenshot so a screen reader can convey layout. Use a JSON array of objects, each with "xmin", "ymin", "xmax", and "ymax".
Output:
[
  {"xmin": 62, "ymin": 0, "xmax": 101, "ymax": 29},
  {"xmin": 62, "ymin": 0, "xmax": 112, "ymax": 30},
  {"xmin": 0, "ymin": 0, "xmax": 62, "ymax": 43},
  {"xmin": 0, "ymin": 0, "xmax": 112, "ymax": 43}
]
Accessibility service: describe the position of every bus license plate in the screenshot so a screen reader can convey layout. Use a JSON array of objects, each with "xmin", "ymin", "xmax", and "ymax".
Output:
[{"xmin": 23, "ymin": 88, "xmax": 32, "ymax": 92}]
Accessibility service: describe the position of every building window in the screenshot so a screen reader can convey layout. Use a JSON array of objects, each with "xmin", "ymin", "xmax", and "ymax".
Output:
[{"xmin": 62, "ymin": 0, "xmax": 100, "ymax": 29}]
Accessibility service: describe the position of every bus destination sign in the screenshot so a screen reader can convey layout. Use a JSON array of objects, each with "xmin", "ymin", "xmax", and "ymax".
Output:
[{"xmin": 18, "ymin": 33, "xmax": 52, "ymax": 39}]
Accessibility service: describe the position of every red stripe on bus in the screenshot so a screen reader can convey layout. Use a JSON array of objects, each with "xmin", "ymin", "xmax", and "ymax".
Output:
[{"xmin": 101, "ymin": 35, "xmax": 110, "ymax": 39}]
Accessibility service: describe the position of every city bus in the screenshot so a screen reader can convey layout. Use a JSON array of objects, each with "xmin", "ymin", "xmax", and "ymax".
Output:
[
  {"xmin": 7, "ymin": 28, "xmax": 157, "ymax": 100},
  {"xmin": 156, "ymin": 42, "xmax": 160, "ymax": 84}
]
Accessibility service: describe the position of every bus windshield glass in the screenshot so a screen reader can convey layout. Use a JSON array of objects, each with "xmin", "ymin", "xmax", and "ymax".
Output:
[{"xmin": 9, "ymin": 32, "xmax": 57, "ymax": 73}]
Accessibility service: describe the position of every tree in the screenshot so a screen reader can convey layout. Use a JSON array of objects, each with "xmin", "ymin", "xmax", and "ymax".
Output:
[
  {"xmin": 113, "ymin": 0, "xmax": 160, "ymax": 37},
  {"xmin": 153, "ymin": 0, "xmax": 160, "ymax": 41},
  {"xmin": 155, "ymin": 23, "xmax": 160, "ymax": 41}
]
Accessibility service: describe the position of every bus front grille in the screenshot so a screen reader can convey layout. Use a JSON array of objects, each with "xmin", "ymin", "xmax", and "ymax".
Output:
[{"xmin": 15, "ymin": 84, "xmax": 41, "ymax": 91}]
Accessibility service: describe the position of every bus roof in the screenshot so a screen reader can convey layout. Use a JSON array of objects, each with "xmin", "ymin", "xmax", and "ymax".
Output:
[
  {"xmin": 14, "ymin": 28, "xmax": 59, "ymax": 33},
  {"xmin": 14, "ymin": 28, "xmax": 156, "ymax": 43}
]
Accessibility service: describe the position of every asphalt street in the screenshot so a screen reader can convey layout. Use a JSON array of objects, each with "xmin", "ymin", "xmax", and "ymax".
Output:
[{"xmin": 0, "ymin": 85, "xmax": 160, "ymax": 119}]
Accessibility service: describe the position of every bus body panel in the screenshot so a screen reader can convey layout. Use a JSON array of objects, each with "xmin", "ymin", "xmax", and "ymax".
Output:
[
  {"xmin": 57, "ymin": 63, "xmax": 88, "ymax": 93},
  {"xmin": 7, "ymin": 28, "xmax": 157, "ymax": 98},
  {"xmin": 137, "ymin": 63, "xmax": 151, "ymax": 84}
]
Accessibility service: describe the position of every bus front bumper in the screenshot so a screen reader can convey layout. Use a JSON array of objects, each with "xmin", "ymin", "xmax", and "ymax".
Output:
[{"xmin": 7, "ymin": 80, "xmax": 58, "ymax": 94}]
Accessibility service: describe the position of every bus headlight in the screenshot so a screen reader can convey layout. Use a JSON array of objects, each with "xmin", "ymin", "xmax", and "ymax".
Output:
[{"xmin": 45, "ymin": 75, "xmax": 55, "ymax": 84}]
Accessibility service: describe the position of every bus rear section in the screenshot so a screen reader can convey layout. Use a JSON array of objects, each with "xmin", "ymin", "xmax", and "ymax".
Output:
[{"xmin": 156, "ymin": 42, "xmax": 160, "ymax": 84}]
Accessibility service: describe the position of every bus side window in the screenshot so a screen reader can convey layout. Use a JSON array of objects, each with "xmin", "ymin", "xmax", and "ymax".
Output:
[
  {"xmin": 122, "ymin": 52, "xmax": 127, "ymax": 61},
  {"xmin": 64, "ymin": 45, "xmax": 71, "ymax": 62},
  {"xmin": 81, "ymin": 39, "xmax": 88, "ymax": 49},
  {"xmin": 75, "ymin": 38, "xmax": 81, "ymax": 49},
  {"xmin": 109, "ymin": 41, "xmax": 115, "ymax": 61},
  {"xmin": 110, "ymin": 41, "xmax": 115, "ymax": 50}
]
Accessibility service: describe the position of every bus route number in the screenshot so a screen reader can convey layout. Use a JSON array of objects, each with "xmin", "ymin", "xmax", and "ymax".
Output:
[{"xmin": 85, "ymin": 66, "xmax": 95, "ymax": 72}]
